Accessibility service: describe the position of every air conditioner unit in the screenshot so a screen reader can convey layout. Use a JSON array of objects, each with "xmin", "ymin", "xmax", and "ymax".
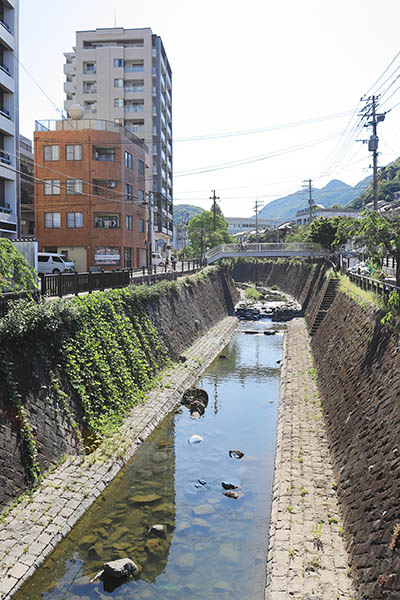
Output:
[{"xmin": 105, "ymin": 181, "xmax": 116, "ymax": 188}]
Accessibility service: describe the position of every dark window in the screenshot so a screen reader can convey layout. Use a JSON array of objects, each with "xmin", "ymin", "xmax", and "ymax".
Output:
[
  {"xmin": 114, "ymin": 58, "xmax": 124, "ymax": 67},
  {"xmin": 124, "ymin": 151, "xmax": 133, "ymax": 169},
  {"xmin": 125, "ymin": 183, "xmax": 133, "ymax": 201},
  {"xmin": 138, "ymin": 159, "xmax": 145, "ymax": 176},
  {"xmin": 126, "ymin": 215, "xmax": 133, "ymax": 230}
]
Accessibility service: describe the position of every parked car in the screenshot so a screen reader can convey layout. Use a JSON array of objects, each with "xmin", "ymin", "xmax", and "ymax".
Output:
[
  {"xmin": 151, "ymin": 252, "xmax": 164, "ymax": 266},
  {"xmin": 347, "ymin": 261, "xmax": 370, "ymax": 276},
  {"xmin": 37, "ymin": 253, "xmax": 76, "ymax": 274}
]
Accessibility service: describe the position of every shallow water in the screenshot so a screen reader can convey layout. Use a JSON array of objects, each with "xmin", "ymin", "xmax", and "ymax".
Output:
[{"xmin": 16, "ymin": 319, "xmax": 284, "ymax": 600}]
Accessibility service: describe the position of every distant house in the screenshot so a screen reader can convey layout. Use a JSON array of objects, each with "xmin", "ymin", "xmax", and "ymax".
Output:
[
  {"xmin": 295, "ymin": 205, "xmax": 361, "ymax": 226},
  {"xmin": 226, "ymin": 216, "xmax": 277, "ymax": 235}
]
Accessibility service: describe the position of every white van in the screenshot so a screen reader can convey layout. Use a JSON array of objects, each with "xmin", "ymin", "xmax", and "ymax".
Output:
[
  {"xmin": 151, "ymin": 252, "xmax": 164, "ymax": 267},
  {"xmin": 37, "ymin": 253, "xmax": 76, "ymax": 274}
]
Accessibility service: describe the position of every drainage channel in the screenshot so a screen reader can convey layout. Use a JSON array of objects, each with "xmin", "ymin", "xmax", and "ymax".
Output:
[{"xmin": 14, "ymin": 319, "xmax": 284, "ymax": 600}]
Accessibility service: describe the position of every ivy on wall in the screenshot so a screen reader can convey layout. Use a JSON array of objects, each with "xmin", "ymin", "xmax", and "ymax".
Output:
[{"xmin": 0, "ymin": 279, "xmax": 182, "ymax": 485}]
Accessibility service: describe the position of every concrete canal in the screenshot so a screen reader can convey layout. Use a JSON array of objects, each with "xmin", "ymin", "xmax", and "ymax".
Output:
[{"xmin": 14, "ymin": 318, "xmax": 284, "ymax": 600}]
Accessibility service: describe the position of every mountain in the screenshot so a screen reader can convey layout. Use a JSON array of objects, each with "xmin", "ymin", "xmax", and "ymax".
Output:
[
  {"xmin": 258, "ymin": 177, "xmax": 372, "ymax": 222},
  {"xmin": 173, "ymin": 204, "xmax": 205, "ymax": 224},
  {"xmin": 348, "ymin": 157, "xmax": 400, "ymax": 209}
]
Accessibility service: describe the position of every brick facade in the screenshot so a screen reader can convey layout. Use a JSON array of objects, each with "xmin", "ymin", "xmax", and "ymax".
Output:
[{"xmin": 34, "ymin": 125, "xmax": 149, "ymax": 271}]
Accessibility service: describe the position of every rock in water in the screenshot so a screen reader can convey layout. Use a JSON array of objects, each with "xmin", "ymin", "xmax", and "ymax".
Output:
[
  {"xmin": 188, "ymin": 434, "xmax": 203, "ymax": 444},
  {"xmin": 228, "ymin": 450, "xmax": 244, "ymax": 459},
  {"xmin": 148, "ymin": 524, "xmax": 166, "ymax": 537},
  {"xmin": 224, "ymin": 490, "xmax": 240, "ymax": 499},
  {"xmin": 103, "ymin": 558, "xmax": 139, "ymax": 579},
  {"xmin": 221, "ymin": 482, "xmax": 239, "ymax": 490}
]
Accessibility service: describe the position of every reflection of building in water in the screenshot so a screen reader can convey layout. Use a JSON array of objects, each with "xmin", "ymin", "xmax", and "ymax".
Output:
[{"xmin": 13, "ymin": 415, "xmax": 176, "ymax": 597}]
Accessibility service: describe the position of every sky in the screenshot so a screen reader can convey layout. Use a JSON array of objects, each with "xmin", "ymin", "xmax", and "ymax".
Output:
[{"xmin": 19, "ymin": 0, "xmax": 400, "ymax": 217}]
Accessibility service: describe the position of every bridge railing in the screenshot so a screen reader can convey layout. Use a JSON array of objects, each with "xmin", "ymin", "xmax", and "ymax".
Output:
[{"xmin": 205, "ymin": 242, "xmax": 327, "ymax": 260}]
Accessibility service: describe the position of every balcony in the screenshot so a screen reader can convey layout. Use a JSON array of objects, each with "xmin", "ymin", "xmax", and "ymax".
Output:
[
  {"xmin": 0, "ymin": 149, "xmax": 11, "ymax": 164},
  {"xmin": 0, "ymin": 201, "xmax": 11, "ymax": 213},
  {"xmin": 125, "ymin": 104, "xmax": 144, "ymax": 113},
  {"xmin": 64, "ymin": 81, "xmax": 76, "ymax": 94},
  {"xmin": 0, "ymin": 107, "xmax": 9, "ymax": 119},
  {"xmin": 0, "ymin": 63, "xmax": 10, "ymax": 76},
  {"xmin": 0, "ymin": 19, "xmax": 10, "ymax": 33},
  {"xmin": 124, "ymin": 65, "xmax": 144, "ymax": 73},
  {"xmin": 64, "ymin": 63, "xmax": 75, "ymax": 76}
]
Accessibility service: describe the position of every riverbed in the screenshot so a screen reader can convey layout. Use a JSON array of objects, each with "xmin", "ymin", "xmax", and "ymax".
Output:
[{"xmin": 15, "ymin": 319, "xmax": 284, "ymax": 600}]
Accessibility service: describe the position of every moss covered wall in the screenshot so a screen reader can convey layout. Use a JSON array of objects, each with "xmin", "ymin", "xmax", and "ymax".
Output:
[{"xmin": 0, "ymin": 267, "xmax": 238, "ymax": 510}]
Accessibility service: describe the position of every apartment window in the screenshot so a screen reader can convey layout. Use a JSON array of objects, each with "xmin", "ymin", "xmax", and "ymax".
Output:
[
  {"xmin": 126, "ymin": 215, "xmax": 133, "ymax": 230},
  {"xmin": 84, "ymin": 100, "xmax": 97, "ymax": 113},
  {"xmin": 66, "ymin": 144, "xmax": 82, "ymax": 161},
  {"xmin": 114, "ymin": 58, "xmax": 124, "ymax": 68},
  {"xmin": 125, "ymin": 183, "xmax": 133, "ymax": 200},
  {"xmin": 94, "ymin": 147, "xmax": 115, "ymax": 162},
  {"xmin": 124, "ymin": 151, "xmax": 133, "ymax": 169},
  {"xmin": 93, "ymin": 180, "xmax": 116, "ymax": 194},
  {"xmin": 124, "ymin": 247, "xmax": 133, "ymax": 268},
  {"xmin": 66, "ymin": 179, "xmax": 83, "ymax": 195},
  {"xmin": 114, "ymin": 98, "xmax": 124, "ymax": 107},
  {"xmin": 114, "ymin": 78, "xmax": 123, "ymax": 87},
  {"xmin": 67, "ymin": 212, "xmax": 83, "ymax": 228},
  {"xmin": 44, "ymin": 179, "xmax": 60, "ymax": 195},
  {"xmin": 138, "ymin": 160, "xmax": 145, "ymax": 176},
  {"xmin": 124, "ymin": 61, "xmax": 144, "ymax": 73},
  {"xmin": 139, "ymin": 218, "xmax": 145, "ymax": 233},
  {"xmin": 94, "ymin": 213, "xmax": 120, "ymax": 229},
  {"xmin": 125, "ymin": 102, "xmax": 144, "ymax": 113},
  {"xmin": 44, "ymin": 145, "xmax": 60, "ymax": 161},
  {"xmin": 138, "ymin": 189, "xmax": 145, "ymax": 203},
  {"xmin": 125, "ymin": 81, "xmax": 144, "ymax": 93},
  {"xmin": 83, "ymin": 62, "xmax": 96, "ymax": 74},
  {"xmin": 83, "ymin": 81, "xmax": 97, "ymax": 94},
  {"xmin": 44, "ymin": 212, "xmax": 61, "ymax": 228}
]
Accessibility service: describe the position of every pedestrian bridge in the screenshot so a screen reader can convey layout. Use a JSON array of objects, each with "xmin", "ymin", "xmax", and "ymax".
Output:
[{"xmin": 205, "ymin": 243, "xmax": 330, "ymax": 264}]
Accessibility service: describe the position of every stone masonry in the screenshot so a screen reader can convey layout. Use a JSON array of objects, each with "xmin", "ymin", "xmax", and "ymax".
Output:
[
  {"xmin": 0, "ymin": 316, "xmax": 237, "ymax": 599},
  {"xmin": 265, "ymin": 318, "xmax": 354, "ymax": 600}
]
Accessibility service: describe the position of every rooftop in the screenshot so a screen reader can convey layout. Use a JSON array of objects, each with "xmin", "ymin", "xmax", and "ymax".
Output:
[{"xmin": 35, "ymin": 119, "xmax": 148, "ymax": 152}]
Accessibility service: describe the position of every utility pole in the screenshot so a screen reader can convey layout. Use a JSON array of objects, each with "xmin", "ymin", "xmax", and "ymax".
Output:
[
  {"xmin": 210, "ymin": 189, "xmax": 220, "ymax": 232},
  {"xmin": 358, "ymin": 95, "xmax": 385, "ymax": 210},
  {"xmin": 254, "ymin": 199, "xmax": 262, "ymax": 243},
  {"xmin": 182, "ymin": 212, "xmax": 188, "ymax": 257},
  {"xmin": 302, "ymin": 179, "xmax": 313, "ymax": 224}
]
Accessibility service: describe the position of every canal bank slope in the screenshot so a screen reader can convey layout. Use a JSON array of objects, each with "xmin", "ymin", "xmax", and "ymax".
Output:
[{"xmin": 234, "ymin": 260, "xmax": 400, "ymax": 600}]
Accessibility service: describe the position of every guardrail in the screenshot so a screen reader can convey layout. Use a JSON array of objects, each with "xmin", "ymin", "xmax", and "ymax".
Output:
[
  {"xmin": 347, "ymin": 271, "xmax": 400, "ymax": 299},
  {"xmin": 0, "ymin": 260, "xmax": 205, "ymax": 317},
  {"xmin": 205, "ymin": 242, "xmax": 329, "ymax": 261}
]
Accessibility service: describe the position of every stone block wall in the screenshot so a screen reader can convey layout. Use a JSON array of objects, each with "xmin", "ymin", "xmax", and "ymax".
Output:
[{"xmin": 0, "ymin": 267, "xmax": 238, "ymax": 510}]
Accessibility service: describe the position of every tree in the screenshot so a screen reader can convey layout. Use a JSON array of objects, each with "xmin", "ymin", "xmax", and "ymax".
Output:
[
  {"xmin": 344, "ymin": 211, "xmax": 400, "ymax": 286},
  {"xmin": 187, "ymin": 211, "xmax": 232, "ymax": 257}
]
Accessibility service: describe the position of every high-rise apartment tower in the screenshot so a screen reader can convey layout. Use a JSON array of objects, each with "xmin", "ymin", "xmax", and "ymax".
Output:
[
  {"xmin": 0, "ymin": 0, "xmax": 19, "ymax": 239},
  {"xmin": 63, "ymin": 27, "xmax": 173, "ymax": 256}
]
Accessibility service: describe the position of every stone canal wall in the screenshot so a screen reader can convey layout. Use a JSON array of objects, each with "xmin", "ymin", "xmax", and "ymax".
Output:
[
  {"xmin": 0, "ymin": 267, "xmax": 238, "ymax": 510},
  {"xmin": 234, "ymin": 259, "xmax": 400, "ymax": 599}
]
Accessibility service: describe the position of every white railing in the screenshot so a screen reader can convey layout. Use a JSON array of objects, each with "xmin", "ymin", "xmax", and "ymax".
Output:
[{"xmin": 205, "ymin": 243, "xmax": 329, "ymax": 261}]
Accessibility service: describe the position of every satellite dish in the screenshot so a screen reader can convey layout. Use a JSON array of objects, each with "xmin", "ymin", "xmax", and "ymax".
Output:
[{"xmin": 68, "ymin": 104, "xmax": 85, "ymax": 120}]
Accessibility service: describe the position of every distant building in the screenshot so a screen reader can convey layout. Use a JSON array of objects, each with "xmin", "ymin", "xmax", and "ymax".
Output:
[
  {"xmin": 295, "ymin": 205, "xmax": 361, "ymax": 226},
  {"xmin": 0, "ymin": 0, "xmax": 19, "ymax": 238},
  {"xmin": 34, "ymin": 118, "xmax": 149, "ymax": 271},
  {"xmin": 63, "ymin": 27, "xmax": 173, "ymax": 256},
  {"xmin": 226, "ymin": 216, "xmax": 277, "ymax": 235},
  {"xmin": 20, "ymin": 135, "xmax": 34, "ymax": 236}
]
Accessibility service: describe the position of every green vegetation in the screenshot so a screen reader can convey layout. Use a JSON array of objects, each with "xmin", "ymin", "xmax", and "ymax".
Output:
[
  {"xmin": 186, "ymin": 210, "xmax": 233, "ymax": 258},
  {"xmin": 0, "ymin": 238, "xmax": 37, "ymax": 294},
  {"xmin": 0, "ymin": 278, "xmax": 197, "ymax": 486},
  {"xmin": 349, "ymin": 157, "xmax": 400, "ymax": 209},
  {"xmin": 244, "ymin": 287, "xmax": 263, "ymax": 300},
  {"xmin": 286, "ymin": 216, "xmax": 357, "ymax": 250},
  {"xmin": 173, "ymin": 203, "xmax": 204, "ymax": 224}
]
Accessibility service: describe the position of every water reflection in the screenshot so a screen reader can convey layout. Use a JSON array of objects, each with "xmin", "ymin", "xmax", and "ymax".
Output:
[{"xmin": 15, "ymin": 320, "xmax": 283, "ymax": 600}]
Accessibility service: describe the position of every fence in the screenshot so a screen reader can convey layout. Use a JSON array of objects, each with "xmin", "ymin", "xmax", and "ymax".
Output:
[
  {"xmin": 347, "ymin": 271, "xmax": 400, "ymax": 300},
  {"xmin": 0, "ymin": 259, "xmax": 205, "ymax": 317}
]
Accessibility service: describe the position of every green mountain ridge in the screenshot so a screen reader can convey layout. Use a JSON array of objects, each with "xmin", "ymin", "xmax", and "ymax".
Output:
[
  {"xmin": 173, "ymin": 204, "xmax": 205, "ymax": 224},
  {"xmin": 258, "ymin": 177, "xmax": 372, "ymax": 222}
]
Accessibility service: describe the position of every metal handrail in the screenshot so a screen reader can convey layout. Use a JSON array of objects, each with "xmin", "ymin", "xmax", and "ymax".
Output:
[{"xmin": 205, "ymin": 242, "xmax": 328, "ymax": 259}]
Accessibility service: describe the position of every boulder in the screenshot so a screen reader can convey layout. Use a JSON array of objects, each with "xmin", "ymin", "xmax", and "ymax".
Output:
[
  {"xmin": 102, "ymin": 558, "xmax": 139, "ymax": 579},
  {"xmin": 221, "ymin": 482, "xmax": 239, "ymax": 490},
  {"xmin": 229, "ymin": 450, "xmax": 244, "ymax": 459},
  {"xmin": 224, "ymin": 490, "xmax": 240, "ymax": 499},
  {"xmin": 182, "ymin": 387, "xmax": 208, "ymax": 407},
  {"xmin": 148, "ymin": 524, "xmax": 166, "ymax": 537},
  {"xmin": 188, "ymin": 434, "xmax": 203, "ymax": 444}
]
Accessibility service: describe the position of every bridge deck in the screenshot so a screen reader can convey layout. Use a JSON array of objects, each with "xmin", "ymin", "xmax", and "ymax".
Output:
[{"xmin": 205, "ymin": 243, "xmax": 330, "ymax": 264}]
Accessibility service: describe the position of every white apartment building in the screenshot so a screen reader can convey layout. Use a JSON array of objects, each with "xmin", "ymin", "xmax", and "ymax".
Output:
[
  {"xmin": 226, "ymin": 216, "xmax": 277, "ymax": 235},
  {"xmin": 295, "ymin": 205, "xmax": 361, "ymax": 226},
  {"xmin": 63, "ymin": 27, "xmax": 173, "ymax": 256},
  {"xmin": 0, "ymin": 0, "xmax": 19, "ymax": 238}
]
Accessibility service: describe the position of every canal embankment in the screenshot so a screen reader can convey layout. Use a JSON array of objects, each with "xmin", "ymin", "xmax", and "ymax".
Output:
[
  {"xmin": 236, "ymin": 259, "xmax": 400, "ymax": 600},
  {"xmin": 0, "ymin": 316, "xmax": 237, "ymax": 599}
]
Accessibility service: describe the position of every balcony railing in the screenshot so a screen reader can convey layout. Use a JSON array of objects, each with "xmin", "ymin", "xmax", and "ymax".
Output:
[
  {"xmin": 124, "ymin": 65, "xmax": 144, "ymax": 73},
  {"xmin": 0, "ymin": 202, "xmax": 11, "ymax": 213},
  {"xmin": 0, "ymin": 150, "xmax": 11, "ymax": 164},
  {"xmin": 125, "ymin": 105, "xmax": 144, "ymax": 113},
  {"xmin": 0, "ymin": 20, "xmax": 10, "ymax": 33},
  {"xmin": 0, "ymin": 107, "xmax": 10, "ymax": 119},
  {"xmin": 0, "ymin": 64, "xmax": 10, "ymax": 76}
]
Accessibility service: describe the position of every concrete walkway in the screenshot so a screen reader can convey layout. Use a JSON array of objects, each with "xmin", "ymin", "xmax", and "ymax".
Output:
[
  {"xmin": 0, "ymin": 317, "xmax": 237, "ymax": 600},
  {"xmin": 265, "ymin": 319, "xmax": 354, "ymax": 600}
]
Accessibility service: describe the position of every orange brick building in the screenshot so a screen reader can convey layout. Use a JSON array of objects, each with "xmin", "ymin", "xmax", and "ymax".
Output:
[{"xmin": 34, "ymin": 119, "xmax": 150, "ymax": 271}]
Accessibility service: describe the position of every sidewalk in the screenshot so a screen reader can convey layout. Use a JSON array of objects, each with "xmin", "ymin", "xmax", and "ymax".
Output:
[
  {"xmin": 265, "ymin": 318, "xmax": 354, "ymax": 600},
  {"xmin": 0, "ymin": 316, "xmax": 237, "ymax": 600}
]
